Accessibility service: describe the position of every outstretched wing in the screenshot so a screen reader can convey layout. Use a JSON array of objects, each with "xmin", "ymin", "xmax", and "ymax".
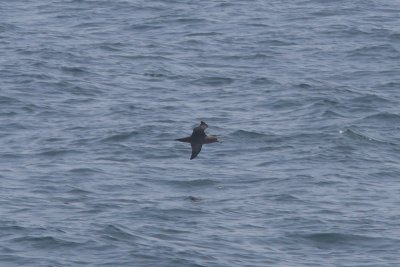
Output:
[{"xmin": 190, "ymin": 143, "xmax": 202, "ymax": 160}]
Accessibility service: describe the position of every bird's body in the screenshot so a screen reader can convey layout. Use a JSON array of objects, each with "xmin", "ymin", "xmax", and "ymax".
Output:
[{"xmin": 176, "ymin": 121, "xmax": 218, "ymax": 159}]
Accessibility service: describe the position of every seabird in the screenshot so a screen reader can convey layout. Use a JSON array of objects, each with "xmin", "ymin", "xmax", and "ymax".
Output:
[{"xmin": 176, "ymin": 121, "xmax": 218, "ymax": 160}]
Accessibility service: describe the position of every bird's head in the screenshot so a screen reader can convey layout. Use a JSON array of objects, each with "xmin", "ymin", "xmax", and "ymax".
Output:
[{"xmin": 200, "ymin": 121, "xmax": 208, "ymax": 127}]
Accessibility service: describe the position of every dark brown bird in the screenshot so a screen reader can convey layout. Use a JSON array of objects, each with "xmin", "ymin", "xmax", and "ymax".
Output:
[{"xmin": 176, "ymin": 121, "xmax": 218, "ymax": 160}]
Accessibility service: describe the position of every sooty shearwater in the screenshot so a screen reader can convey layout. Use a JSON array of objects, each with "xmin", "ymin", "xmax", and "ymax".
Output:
[{"xmin": 176, "ymin": 121, "xmax": 218, "ymax": 160}]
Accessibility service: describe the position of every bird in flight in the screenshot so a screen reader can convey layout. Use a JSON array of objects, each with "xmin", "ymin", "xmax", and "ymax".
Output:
[{"xmin": 176, "ymin": 121, "xmax": 218, "ymax": 160}]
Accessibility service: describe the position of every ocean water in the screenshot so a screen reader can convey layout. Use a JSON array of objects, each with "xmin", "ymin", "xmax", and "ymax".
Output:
[{"xmin": 1, "ymin": 0, "xmax": 400, "ymax": 266}]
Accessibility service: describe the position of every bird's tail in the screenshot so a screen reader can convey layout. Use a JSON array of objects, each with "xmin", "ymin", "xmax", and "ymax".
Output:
[{"xmin": 175, "ymin": 136, "xmax": 192, "ymax": 143}]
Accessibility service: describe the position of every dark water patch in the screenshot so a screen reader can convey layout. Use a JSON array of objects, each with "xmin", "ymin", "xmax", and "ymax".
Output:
[
  {"xmin": 174, "ymin": 18, "xmax": 209, "ymax": 24},
  {"xmin": 219, "ymin": 53, "xmax": 269, "ymax": 62},
  {"xmin": 100, "ymin": 224, "xmax": 140, "ymax": 242},
  {"xmin": 255, "ymin": 160, "xmax": 278, "ymax": 167},
  {"xmin": 142, "ymin": 70, "xmax": 184, "ymax": 81},
  {"xmin": 262, "ymin": 39, "xmax": 297, "ymax": 46},
  {"xmin": 108, "ymin": 103, "xmax": 138, "ymax": 115},
  {"xmin": 340, "ymin": 128, "xmax": 398, "ymax": 146},
  {"xmin": 87, "ymin": 202, "xmax": 122, "ymax": 212},
  {"xmin": 322, "ymin": 110, "xmax": 346, "ymax": 118},
  {"xmin": 271, "ymin": 193, "xmax": 301, "ymax": 202},
  {"xmin": 10, "ymin": 235, "xmax": 82, "ymax": 249},
  {"xmin": 305, "ymin": 97, "xmax": 339, "ymax": 109},
  {"xmin": 390, "ymin": 32, "xmax": 400, "ymax": 40},
  {"xmin": 104, "ymin": 198, "xmax": 141, "ymax": 206},
  {"xmin": 185, "ymin": 196, "xmax": 202, "ymax": 202},
  {"xmin": 0, "ymin": 224, "xmax": 26, "ymax": 234},
  {"xmin": 179, "ymin": 39, "xmax": 208, "ymax": 46},
  {"xmin": 42, "ymin": 137, "xmax": 65, "ymax": 143},
  {"xmin": 192, "ymin": 77, "xmax": 233, "ymax": 87},
  {"xmin": 1, "ymin": 122, "xmax": 29, "ymax": 130},
  {"xmin": 231, "ymin": 130, "xmax": 276, "ymax": 141},
  {"xmin": 147, "ymin": 206, "xmax": 207, "ymax": 218},
  {"xmin": 0, "ymin": 95, "xmax": 23, "ymax": 105},
  {"xmin": 0, "ymin": 23, "xmax": 19, "ymax": 32},
  {"xmin": 378, "ymin": 81, "xmax": 400, "ymax": 91},
  {"xmin": 66, "ymin": 187, "xmax": 92, "ymax": 195},
  {"xmin": 370, "ymin": 170, "xmax": 400, "ymax": 180},
  {"xmin": 0, "ymin": 111, "xmax": 18, "ymax": 117},
  {"xmin": 95, "ymin": 41, "xmax": 126, "ymax": 50},
  {"xmin": 119, "ymin": 54, "xmax": 173, "ymax": 62},
  {"xmin": 144, "ymin": 72, "xmax": 165, "ymax": 78},
  {"xmin": 60, "ymin": 66, "xmax": 92, "ymax": 76},
  {"xmin": 128, "ymin": 24, "xmax": 164, "ymax": 31},
  {"xmin": 30, "ymin": 184, "xmax": 60, "ymax": 194},
  {"xmin": 62, "ymin": 97, "xmax": 96, "ymax": 105},
  {"xmin": 185, "ymin": 32, "xmax": 221, "ymax": 37},
  {"xmin": 162, "ymin": 179, "xmax": 218, "ymax": 188},
  {"xmin": 351, "ymin": 94, "xmax": 392, "ymax": 105},
  {"xmin": 68, "ymin": 167, "xmax": 105, "ymax": 174},
  {"xmin": 94, "ymin": 156, "xmax": 133, "ymax": 163},
  {"xmin": 362, "ymin": 112, "xmax": 400, "ymax": 123},
  {"xmin": 101, "ymin": 131, "xmax": 139, "ymax": 142},
  {"xmin": 37, "ymin": 149, "xmax": 79, "ymax": 157},
  {"xmin": 268, "ymin": 98, "xmax": 302, "ymax": 110},
  {"xmin": 347, "ymin": 44, "xmax": 400, "ymax": 59},
  {"xmin": 250, "ymin": 77, "xmax": 279, "ymax": 85},
  {"xmin": 294, "ymin": 83, "xmax": 313, "ymax": 89},
  {"xmin": 41, "ymin": 80, "xmax": 102, "ymax": 97},
  {"xmin": 299, "ymin": 232, "xmax": 398, "ymax": 249}
]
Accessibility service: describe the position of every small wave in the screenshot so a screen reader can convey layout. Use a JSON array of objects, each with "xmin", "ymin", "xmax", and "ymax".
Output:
[
  {"xmin": 322, "ymin": 110, "xmax": 346, "ymax": 118},
  {"xmin": 100, "ymin": 224, "xmax": 138, "ymax": 241},
  {"xmin": 341, "ymin": 128, "xmax": 375, "ymax": 141},
  {"xmin": 185, "ymin": 32, "xmax": 221, "ymax": 37},
  {"xmin": 192, "ymin": 77, "xmax": 233, "ymax": 87},
  {"xmin": 37, "ymin": 149, "xmax": 79, "ymax": 157},
  {"xmin": 250, "ymin": 77, "xmax": 278, "ymax": 85},
  {"xmin": 0, "ymin": 224, "xmax": 26, "ymax": 232},
  {"xmin": 261, "ymin": 39, "xmax": 296, "ymax": 46},
  {"xmin": 61, "ymin": 66, "xmax": 91, "ymax": 76},
  {"xmin": 175, "ymin": 18, "xmax": 208, "ymax": 24},
  {"xmin": 101, "ymin": 131, "xmax": 139, "ymax": 142},
  {"xmin": 164, "ymin": 178, "xmax": 217, "ymax": 188},
  {"xmin": 300, "ymin": 232, "xmax": 396, "ymax": 248},
  {"xmin": 269, "ymin": 98, "xmax": 302, "ymax": 110},
  {"xmin": 128, "ymin": 24, "xmax": 163, "ymax": 31},
  {"xmin": 185, "ymin": 196, "xmax": 202, "ymax": 202},
  {"xmin": 120, "ymin": 55, "xmax": 172, "ymax": 61},
  {"xmin": 231, "ymin": 130, "xmax": 272, "ymax": 139},
  {"xmin": 363, "ymin": 112, "xmax": 400, "ymax": 123},
  {"xmin": 305, "ymin": 232, "xmax": 354, "ymax": 243},
  {"xmin": 241, "ymin": 23, "xmax": 268, "ymax": 28},
  {"xmin": 178, "ymin": 39, "xmax": 206, "ymax": 46},
  {"xmin": 69, "ymin": 168, "xmax": 104, "ymax": 174},
  {"xmin": 11, "ymin": 236, "xmax": 81, "ymax": 248},
  {"xmin": 271, "ymin": 193, "xmax": 300, "ymax": 201},
  {"xmin": 390, "ymin": 32, "xmax": 400, "ymax": 40},
  {"xmin": 67, "ymin": 187, "xmax": 92, "ymax": 195},
  {"xmin": 294, "ymin": 83, "xmax": 312, "ymax": 89},
  {"xmin": 340, "ymin": 128, "xmax": 398, "ymax": 146},
  {"xmin": 347, "ymin": 44, "xmax": 400, "ymax": 58},
  {"xmin": 144, "ymin": 72, "xmax": 165, "ymax": 78},
  {"xmin": 351, "ymin": 94, "xmax": 392, "ymax": 104},
  {"xmin": 0, "ymin": 95, "xmax": 23, "ymax": 105},
  {"xmin": 380, "ymin": 81, "xmax": 400, "ymax": 89}
]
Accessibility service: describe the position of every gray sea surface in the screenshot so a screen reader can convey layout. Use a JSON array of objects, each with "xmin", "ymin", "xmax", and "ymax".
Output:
[{"xmin": 1, "ymin": 0, "xmax": 400, "ymax": 266}]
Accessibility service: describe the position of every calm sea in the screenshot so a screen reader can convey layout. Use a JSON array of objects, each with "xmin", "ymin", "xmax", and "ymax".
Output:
[{"xmin": 1, "ymin": 0, "xmax": 400, "ymax": 266}]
